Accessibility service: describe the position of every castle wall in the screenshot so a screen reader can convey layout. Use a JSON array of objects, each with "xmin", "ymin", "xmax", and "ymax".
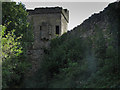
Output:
[
  {"xmin": 61, "ymin": 14, "xmax": 68, "ymax": 34},
  {"xmin": 26, "ymin": 7, "xmax": 69, "ymax": 76},
  {"xmin": 29, "ymin": 13, "xmax": 61, "ymax": 49}
]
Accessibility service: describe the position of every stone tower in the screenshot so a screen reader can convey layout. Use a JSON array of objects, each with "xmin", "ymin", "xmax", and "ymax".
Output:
[
  {"xmin": 27, "ymin": 7, "xmax": 69, "ymax": 49},
  {"xmin": 26, "ymin": 7, "xmax": 69, "ymax": 74}
]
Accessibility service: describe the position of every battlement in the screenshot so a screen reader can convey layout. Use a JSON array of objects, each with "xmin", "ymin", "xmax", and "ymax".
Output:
[{"xmin": 27, "ymin": 7, "xmax": 69, "ymax": 23}]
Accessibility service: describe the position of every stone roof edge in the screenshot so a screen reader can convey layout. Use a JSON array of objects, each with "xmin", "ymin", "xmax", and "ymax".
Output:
[{"xmin": 27, "ymin": 7, "xmax": 69, "ymax": 23}]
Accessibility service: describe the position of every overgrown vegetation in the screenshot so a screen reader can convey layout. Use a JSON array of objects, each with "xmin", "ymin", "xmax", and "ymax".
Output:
[
  {"xmin": 2, "ymin": 2, "xmax": 33, "ymax": 88},
  {"xmin": 2, "ymin": 1, "xmax": 120, "ymax": 88},
  {"xmin": 24, "ymin": 2, "xmax": 120, "ymax": 88}
]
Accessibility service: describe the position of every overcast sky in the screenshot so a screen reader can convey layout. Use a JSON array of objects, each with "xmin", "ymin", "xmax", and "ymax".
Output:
[{"xmin": 13, "ymin": 0, "xmax": 117, "ymax": 30}]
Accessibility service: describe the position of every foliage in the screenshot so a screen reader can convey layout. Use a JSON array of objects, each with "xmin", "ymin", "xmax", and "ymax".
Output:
[
  {"xmin": 2, "ymin": 2, "xmax": 33, "ymax": 88},
  {"xmin": 22, "ymin": 1, "xmax": 120, "ymax": 88},
  {"xmin": 2, "ymin": 2, "xmax": 34, "ymax": 42},
  {"xmin": 1, "ymin": 25, "xmax": 31, "ymax": 88}
]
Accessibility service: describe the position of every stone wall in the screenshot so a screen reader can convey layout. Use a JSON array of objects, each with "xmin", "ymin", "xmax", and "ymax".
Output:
[
  {"xmin": 61, "ymin": 14, "xmax": 68, "ymax": 34},
  {"xmin": 26, "ymin": 7, "xmax": 69, "ymax": 76}
]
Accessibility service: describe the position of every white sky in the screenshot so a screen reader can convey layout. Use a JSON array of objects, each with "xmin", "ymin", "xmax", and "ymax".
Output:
[{"xmin": 12, "ymin": 0, "xmax": 117, "ymax": 30}]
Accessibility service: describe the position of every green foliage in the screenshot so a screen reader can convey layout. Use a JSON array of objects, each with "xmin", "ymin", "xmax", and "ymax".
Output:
[
  {"xmin": 2, "ymin": 2, "xmax": 33, "ymax": 88},
  {"xmin": 2, "ymin": 2, "xmax": 34, "ymax": 42},
  {"xmin": 2, "ymin": 28, "xmax": 22, "ymax": 60},
  {"xmin": 22, "ymin": 1, "xmax": 120, "ymax": 88},
  {"xmin": 30, "ymin": 19, "xmax": 119, "ymax": 88},
  {"xmin": 25, "ymin": 33, "xmax": 92, "ymax": 88},
  {"xmin": 1, "ymin": 25, "xmax": 31, "ymax": 88}
]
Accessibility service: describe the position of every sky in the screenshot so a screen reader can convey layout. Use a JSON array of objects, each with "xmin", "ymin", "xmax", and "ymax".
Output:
[{"xmin": 13, "ymin": 0, "xmax": 117, "ymax": 30}]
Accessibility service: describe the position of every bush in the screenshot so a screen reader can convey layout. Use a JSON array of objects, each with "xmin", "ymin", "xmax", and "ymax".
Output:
[{"xmin": 1, "ymin": 25, "xmax": 31, "ymax": 88}]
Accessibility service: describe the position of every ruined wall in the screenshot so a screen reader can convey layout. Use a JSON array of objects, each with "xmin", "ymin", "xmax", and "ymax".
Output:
[
  {"xmin": 29, "ymin": 13, "xmax": 61, "ymax": 49},
  {"xmin": 61, "ymin": 14, "xmax": 68, "ymax": 34},
  {"xmin": 26, "ymin": 7, "xmax": 69, "ymax": 75}
]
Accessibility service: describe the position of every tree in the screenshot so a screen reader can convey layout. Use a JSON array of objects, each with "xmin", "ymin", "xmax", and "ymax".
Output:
[
  {"xmin": 2, "ymin": 2, "xmax": 33, "ymax": 88},
  {"xmin": 1, "ymin": 25, "xmax": 28, "ymax": 88},
  {"xmin": 2, "ymin": 2, "xmax": 33, "ymax": 42}
]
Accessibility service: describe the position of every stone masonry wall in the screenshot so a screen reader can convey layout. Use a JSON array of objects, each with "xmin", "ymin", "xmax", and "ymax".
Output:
[{"xmin": 26, "ymin": 7, "xmax": 69, "ymax": 77}]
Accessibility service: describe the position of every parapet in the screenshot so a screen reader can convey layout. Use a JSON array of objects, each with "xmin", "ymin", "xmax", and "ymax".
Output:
[{"xmin": 27, "ymin": 7, "xmax": 69, "ymax": 23}]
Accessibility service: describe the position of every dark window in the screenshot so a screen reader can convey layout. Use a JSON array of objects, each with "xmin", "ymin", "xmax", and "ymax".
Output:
[
  {"xmin": 40, "ymin": 26, "xmax": 42, "ymax": 39},
  {"xmin": 40, "ymin": 26, "xmax": 42, "ymax": 30},
  {"xmin": 56, "ymin": 26, "xmax": 59, "ymax": 35}
]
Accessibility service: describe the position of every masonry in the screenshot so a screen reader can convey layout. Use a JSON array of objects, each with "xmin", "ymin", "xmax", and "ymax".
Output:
[{"xmin": 26, "ymin": 7, "xmax": 69, "ymax": 75}]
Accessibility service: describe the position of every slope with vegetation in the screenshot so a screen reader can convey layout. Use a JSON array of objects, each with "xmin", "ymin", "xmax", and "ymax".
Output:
[{"xmin": 24, "ymin": 1, "xmax": 120, "ymax": 88}]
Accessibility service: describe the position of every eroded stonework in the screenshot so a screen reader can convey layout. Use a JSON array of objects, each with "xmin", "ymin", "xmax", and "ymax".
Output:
[{"xmin": 26, "ymin": 7, "xmax": 69, "ymax": 75}]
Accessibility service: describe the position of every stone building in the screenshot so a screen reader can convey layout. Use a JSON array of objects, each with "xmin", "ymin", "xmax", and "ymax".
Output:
[
  {"xmin": 26, "ymin": 7, "xmax": 69, "ymax": 74},
  {"xmin": 27, "ymin": 7, "xmax": 69, "ymax": 49}
]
